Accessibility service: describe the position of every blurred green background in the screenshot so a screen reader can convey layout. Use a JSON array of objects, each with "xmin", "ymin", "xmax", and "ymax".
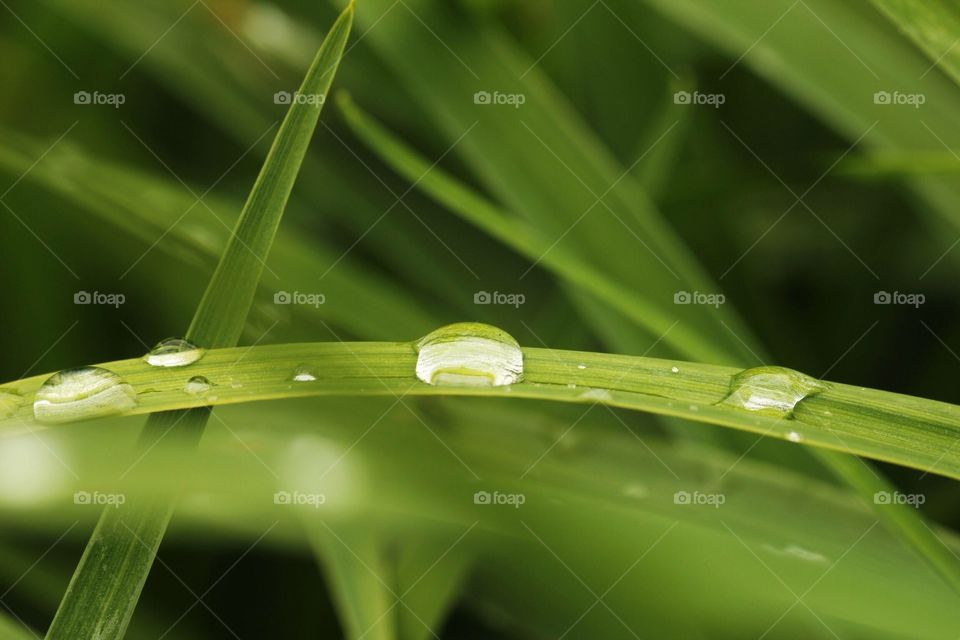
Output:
[{"xmin": 2, "ymin": 0, "xmax": 960, "ymax": 637}]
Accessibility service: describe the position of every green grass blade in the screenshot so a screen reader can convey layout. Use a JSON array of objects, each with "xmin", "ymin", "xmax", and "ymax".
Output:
[
  {"xmin": 335, "ymin": 93, "xmax": 727, "ymax": 363},
  {"xmin": 6, "ymin": 341, "xmax": 960, "ymax": 481},
  {"xmin": 306, "ymin": 524, "xmax": 396, "ymax": 640},
  {"xmin": 185, "ymin": 4, "xmax": 353, "ymax": 348},
  {"xmin": 43, "ymin": 5, "xmax": 355, "ymax": 639},
  {"xmin": 870, "ymin": 0, "xmax": 960, "ymax": 88}
]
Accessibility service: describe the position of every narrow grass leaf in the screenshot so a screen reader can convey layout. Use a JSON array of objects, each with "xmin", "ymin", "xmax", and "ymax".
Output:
[{"xmin": 43, "ymin": 5, "xmax": 355, "ymax": 639}]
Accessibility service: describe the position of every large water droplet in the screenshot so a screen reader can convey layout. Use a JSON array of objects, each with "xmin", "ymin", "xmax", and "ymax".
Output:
[
  {"xmin": 415, "ymin": 322, "xmax": 523, "ymax": 387},
  {"xmin": 33, "ymin": 367, "xmax": 137, "ymax": 424},
  {"xmin": 0, "ymin": 389, "xmax": 24, "ymax": 419},
  {"xmin": 720, "ymin": 366, "xmax": 825, "ymax": 418},
  {"xmin": 144, "ymin": 337, "xmax": 204, "ymax": 368},
  {"xmin": 183, "ymin": 376, "xmax": 213, "ymax": 396},
  {"xmin": 292, "ymin": 365, "xmax": 317, "ymax": 382}
]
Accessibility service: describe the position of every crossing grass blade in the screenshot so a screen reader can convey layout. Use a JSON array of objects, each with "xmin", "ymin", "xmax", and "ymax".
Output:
[{"xmin": 42, "ymin": 4, "xmax": 355, "ymax": 639}]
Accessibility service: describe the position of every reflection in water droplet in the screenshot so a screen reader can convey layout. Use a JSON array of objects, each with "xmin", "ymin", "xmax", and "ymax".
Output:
[
  {"xmin": 0, "ymin": 389, "xmax": 24, "ymax": 419},
  {"xmin": 720, "ymin": 366, "xmax": 826, "ymax": 418},
  {"xmin": 144, "ymin": 337, "xmax": 204, "ymax": 368},
  {"xmin": 183, "ymin": 376, "xmax": 213, "ymax": 396},
  {"xmin": 292, "ymin": 365, "xmax": 317, "ymax": 382},
  {"xmin": 415, "ymin": 323, "xmax": 523, "ymax": 387},
  {"xmin": 33, "ymin": 367, "xmax": 137, "ymax": 424}
]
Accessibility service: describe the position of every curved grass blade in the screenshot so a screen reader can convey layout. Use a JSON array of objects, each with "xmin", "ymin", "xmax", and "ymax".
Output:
[
  {"xmin": 43, "ymin": 4, "xmax": 355, "ymax": 639},
  {"xmin": 6, "ymin": 341, "xmax": 960, "ymax": 481}
]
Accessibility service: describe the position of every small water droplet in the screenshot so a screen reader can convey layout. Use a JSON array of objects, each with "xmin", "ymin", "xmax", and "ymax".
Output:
[
  {"xmin": 720, "ymin": 366, "xmax": 826, "ymax": 418},
  {"xmin": 183, "ymin": 376, "xmax": 213, "ymax": 396},
  {"xmin": 415, "ymin": 323, "xmax": 523, "ymax": 387},
  {"xmin": 671, "ymin": 366, "xmax": 679, "ymax": 373},
  {"xmin": 0, "ymin": 389, "xmax": 24, "ymax": 419},
  {"xmin": 787, "ymin": 431, "xmax": 803, "ymax": 443},
  {"xmin": 577, "ymin": 364, "xmax": 586, "ymax": 370},
  {"xmin": 144, "ymin": 338, "xmax": 204, "ymax": 368},
  {"xmin": 33, "ymin": 367, "xmax": 137, "ymax": 424},
  {"xmin": 292, "ymin": 365, "xmax": 317, "ymax": 382}
]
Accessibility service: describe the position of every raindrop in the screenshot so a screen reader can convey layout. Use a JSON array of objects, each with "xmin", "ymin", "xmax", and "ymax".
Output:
[
  {"xmin": 415, "ymin": 322, "xmax": 523, "ymax": 387},
  {"xmin": 720, "ymin": 366, "xmax": 826, "ymax": 419},
  {"xmin": 33, "ymin": 367, "xmax": 137, "ymax": 424},
  {"xmin": 144, "ymin": 338, "xmax": 204, "ymax": 368}
]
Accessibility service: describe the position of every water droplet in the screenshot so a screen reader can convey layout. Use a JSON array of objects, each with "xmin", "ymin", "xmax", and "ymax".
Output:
[
  {"xmin": 415, "ymin": 323, "xmax": 523, "ymax": 387},
  {"xmin": 577, "ymin": 364, "xmax": 586, "ymax": 370},
  {"xmin": 144, "ymin": 338, "xmax": 204, "ymax": 368},
  {"xmin": 183, "ymin": 376, "xmax": 212, "ymax": 396},
  {"xmin": 720, "ymin": 366, "xmax": 826, "ymax": 418},
  {"xmin": 0, "ymin": 389, "xmax": 24, "ymax": 419},
  {"xmin": 671, "ymin": 366, "xmax": 679, "ymax": 374},
  {"xmin": 787, "ymin": 431, "xmax": 803, "ymax": 443},
  {"xmin": 33, "ymin": 367, "xmax": 137, "ymax": 424},
  {"xmin": 292, "ymin": 365, "xmax": 317, "ymax": 382}
]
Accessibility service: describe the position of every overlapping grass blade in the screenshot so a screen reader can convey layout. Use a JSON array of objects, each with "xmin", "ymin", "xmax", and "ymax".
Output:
[
  {"xmin": 5, "ymin": 342, "xmax": 960, "ymax": 481},
  {"xmin": 43, "ymin": 4, "xmax": 354, "ymax": 639}
]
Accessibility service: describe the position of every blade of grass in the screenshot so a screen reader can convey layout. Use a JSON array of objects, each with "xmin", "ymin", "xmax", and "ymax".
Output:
[
  {"xmin": 43, "ymin": 4, "xmax": 355, "ymax": 639},
  {"xmin": 306, "ymin": 524, "xmax": 396, "ymax": 640},
  {"xmin": 5, "ymin": 341, "xmax": 960, "ymax": 481},
  {"xmin": 870, "ymin": 0, "xmax": 960, "ymax": 88}
]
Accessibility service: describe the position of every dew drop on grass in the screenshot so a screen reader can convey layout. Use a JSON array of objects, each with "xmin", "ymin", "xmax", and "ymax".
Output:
[
  {"xmin": 143, "ymin": 337, "xmax": 204, "ymax": 368},
  {"xmin": 720, "ymin": 366, "xmax": 826, "ymax": 419},
  {"xmin": 33, "ymin": 367, "xmax": 137, "ymax": 424},
  {"xmin": 671, "ymin": 366, "xmax": 679, "ymax": 374},
  {"xmin": 183, "ymin": 376, "xmax": 213, "ymax": 396},
  {"xmin": 415, "ymin": 322, "xmax": 523, "ymax": 387},
  {"xmin": 0, "ymin": 389, "xmax": 23, "ymax": 419},
  {"xmin": 292, "ymin": 365, "xmax": 317, "ymax": 382}
]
